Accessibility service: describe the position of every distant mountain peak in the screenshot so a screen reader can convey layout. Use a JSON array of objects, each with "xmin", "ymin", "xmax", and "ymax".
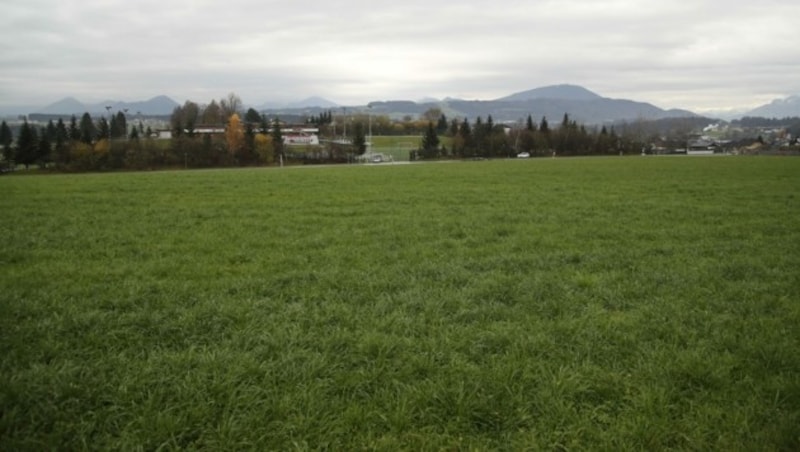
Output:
[
  {"xmin": 745, "ymin": 94, "xmax": 800, "ymax": 118},
  {"xmin": 287, "ymin": 96, "xmax": 338, "ymax": 108},
  {"xmin": 497, "ymin": 84, "xmax": 603, "ymax": 102},
  {"xmin": 144, "ymin": 94, "xmax": 177, "ymax": 104},
  {"xmin": 35, "ymin": 95, "xmax": 179, "ymax": 115},
  {"xmin": 39, "ymin": 97, "xmax": 87, "ymax": 114}
]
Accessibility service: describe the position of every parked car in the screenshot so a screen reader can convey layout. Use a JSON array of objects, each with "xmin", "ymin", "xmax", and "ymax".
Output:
[{"xmin": 517, "ymin": 152, "xmax": 530, "ymax": 158}]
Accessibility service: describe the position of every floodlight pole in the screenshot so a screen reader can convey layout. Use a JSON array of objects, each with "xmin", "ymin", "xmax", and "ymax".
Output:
[
  {"xmin": 105, "ymin": 105, "xmax": 112, "ymax": 150},
  {"xmin": 368, "ymin": 104, "xmax": 372, "ymax": 154},
  {"xmin": 123, "ymin": 108, "xmax": 129, "ymax": 139},
  {"xmin": 342, "ymin": 107, "xmax": 346, "ymax": 138}
]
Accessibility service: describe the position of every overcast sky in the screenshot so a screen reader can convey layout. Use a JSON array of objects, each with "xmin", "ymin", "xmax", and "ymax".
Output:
[{"xmin": 2, "ymin": 0, "xmax": 798, "ymax": 113}]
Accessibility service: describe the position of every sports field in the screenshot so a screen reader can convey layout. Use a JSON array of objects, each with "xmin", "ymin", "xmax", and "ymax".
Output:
[
  {"xmin": 368, "ymin": 135, "xmax": 421, "ymax": 160},
  {"xmin": 1, "ymin": 157, "xmax": 798, "ymax": 449}
]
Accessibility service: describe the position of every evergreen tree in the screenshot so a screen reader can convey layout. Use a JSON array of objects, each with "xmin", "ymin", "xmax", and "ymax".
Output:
[
  {"xmin": 69, "ymin": 115, "xmax": 80, "ymax": 141},
  {"xmin": 45, "ymin": 120, "xmax": 57, "ymax": 143},
  {"xmin": 0, "ymin": 120, "xmax": 13, "ymax": 164},
  {"xmin": 460, "ymin": 117, "xmax": 472, "ymax": 148},
  {"xmin": 526, "ymin": 114, "xmax": 536, "ymax": 131},
  {"xmin": 259, "ymin": 114, "xmax": 269, "ymax": 135},
  {"xmin": 538, "ymin": 116, "xmax": 551, "ymax": 152},
  {"xmin": 53, "ymin": 118, "xmax": 69, "ymax": 167},
  {"xmin": 244, "ymin": 108, "xmax": 261, "ymax": 124},
  {"xmin": 449, "ymin": 118, "xmax": 459, "ymax": 137},
  {"xmin": 539, "ymin": 116, "xmax": 549, "ymax": 133},
  {"xmin": 473, "ymin": 116, "xmax": 485, "ymax": 155},
  {"xmin": 96, "ymin": 117, "xmax": 110, "ymax": 143},
  {"xmin": 37, "ymin": 126, "xmax": 51, "ymax": 167},
  {"xmin": 421, "ymin": 121, "xmax": 440, "ymax": 158},
  {"xmin": 243, "ymin": 122, "xmax": 256, "ymax": 165},
  {"xmin": 170, "ymin": 105, "xmax": 184, "ymax": 137},
  {"xmin": 270, "ymin": 117, "xmax": 284, "ymax": 159},
  {"xmin": 594, "ymin": 125, "xmax": 612, "ymax": 154},
  {"xmin": 455, "ymin": 117, "xmax": 472, "ymax": 157},
  {"xmin": 609, "ymin": 127, "xmax": 619, "ymax": 153},
  {"xmin": 0, "ymin": 120, "xmax": 12, "ymax": 149},
  {"xmin": 352, "ymin": 122, "xmax": 366, "ymax": 155},
  {"xmin": 485, "ymin": 115, "xmax": 496, "ymax": 156},
  {"xmin": 436, "ymin": 113, "xmax": 448, "ymax": 134},
  {"xmin": 16, "ymin": 120, "xmax": 38, "ymax": 169},
  {"xmin": 183, "ymin": 102, "xmax": 199, "ymax": 136},
  {"xmin": 79, "ymin": 113, "xmax": 95, "ymax": 144},
  {"xmin": 112, "ymin": 111, "xmax": 127, "ymax": 139}
]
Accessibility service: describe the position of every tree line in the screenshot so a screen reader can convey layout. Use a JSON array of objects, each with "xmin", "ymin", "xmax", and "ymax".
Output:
[
  {"xmin": 0, "ymin": 91, "xmax": 660, "ymax": 172},
  {"xmin": 0, "ymin": 112, "xmax": 160, "ymax": 171},
  {"xmin": 413, "ymin": 112, "xmax": 638, "ymax": 160}
]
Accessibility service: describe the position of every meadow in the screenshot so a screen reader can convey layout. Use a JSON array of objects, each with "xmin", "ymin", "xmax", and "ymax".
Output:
[
  {"xmin": 1, "ymin": 156, "xmax": 798, "ymax": 450},
  {"xmin": 368, "ymin": 135, "xmax": 454, "ymax": 161},
  {"xmin": 368, "ymin": 135, "xmax": 421, "ymax": 161}
]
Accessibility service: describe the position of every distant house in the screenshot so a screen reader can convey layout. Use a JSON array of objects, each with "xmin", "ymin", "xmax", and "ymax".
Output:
[
  {"xmin": 281, "ymin": 128, "xmax": 320, "ymax": 146},
  {"xmin": 687, "ymin": 137, "xmax": 717, "ymax": 155},
  {"xmin": 169, "ymin": 126, "xmax": 320, "ymax": 146}
]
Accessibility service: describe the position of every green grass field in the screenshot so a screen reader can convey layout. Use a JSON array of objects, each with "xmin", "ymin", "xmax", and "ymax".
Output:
[
  {"xmin": 1, "ymin": 157, "xmax": 799, "ymax": 450},
  {"xmin": 368, "ymin": 135, "xmax": 421, "ymax": 161},
  {"xmin": 368, "ymin": 135, "xmax": 453, "ymax": 160}
]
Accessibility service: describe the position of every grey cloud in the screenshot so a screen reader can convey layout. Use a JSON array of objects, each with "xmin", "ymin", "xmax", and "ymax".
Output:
[{"xmin": 1, "ymin": 0, "xmax": 799, "ymax": 111}]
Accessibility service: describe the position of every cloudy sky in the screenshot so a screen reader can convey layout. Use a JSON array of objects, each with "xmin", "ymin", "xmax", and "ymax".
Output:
[{"xmin": 2, "ymin": 0, "xmax": 798, "ymax": 113}]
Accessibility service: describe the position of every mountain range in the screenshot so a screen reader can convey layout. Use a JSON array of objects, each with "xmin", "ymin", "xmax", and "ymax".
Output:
[
  {"xmin": 16, "ymin": 85, "xmax": 800, "ymax": 123},
  {"xmin": 256, "ymin": 96, "xmax": 340, "ymax": 110},
  {"xmin": 35, "ymin": 95, "xmax": 180, "ymax": 116},
  {"xmin": 743, "ymin": 95, "xmax": 800, "ymax": 118},
  {"xmin": 359, "ymin": 84, "xmax": 699, "ymax": 124}
]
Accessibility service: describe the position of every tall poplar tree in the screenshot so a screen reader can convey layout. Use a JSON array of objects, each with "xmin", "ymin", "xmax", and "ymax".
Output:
[{"xmin": 225, "ymin": 113, "xmax": 245, "ymax": 163}]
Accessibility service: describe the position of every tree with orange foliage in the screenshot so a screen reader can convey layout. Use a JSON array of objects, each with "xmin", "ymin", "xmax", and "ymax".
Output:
[{"xmin": 225, "ymin": 113, "xmax": 245, "ymax": 164}]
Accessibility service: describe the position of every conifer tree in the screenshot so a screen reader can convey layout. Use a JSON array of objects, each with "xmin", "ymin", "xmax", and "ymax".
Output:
[
  {"xmin": 270, "ymin": 117, "xmax": 284, "ymax": 159},
  {"xmin": 540, "ymin": 116, "xmax": 549, "ymax": 133},
  {"xmin": 69, "ymin": 115, "xmax": 80, "ymax": 141},
  {"xmin": 0, "ymin": 120, "xmax": 14, "ymax": 164},
  {"xmin": 352, "ymin": 122, "xmax": 366, "ymax": 155},
  {"xmin": 437, "ymin": 113, "xmax": 448, "ymax": 134},
  {"xmin": 421, "ymin": 121, "xmax": 440, "ymax": 158},
  {"xmin": 37, "ymin": 126, "xmax": 51, "ymax": 167},
  {"xmin": 79, "ymin": 113, "xmax": 95, "ymax": 144},
  {"xmin": 16, "ymin": 120, "xmax": 38, "ymax": 169},
  {"xmin": 96, "ymin": 118, "xmax": 110, "ymax": 143}
]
